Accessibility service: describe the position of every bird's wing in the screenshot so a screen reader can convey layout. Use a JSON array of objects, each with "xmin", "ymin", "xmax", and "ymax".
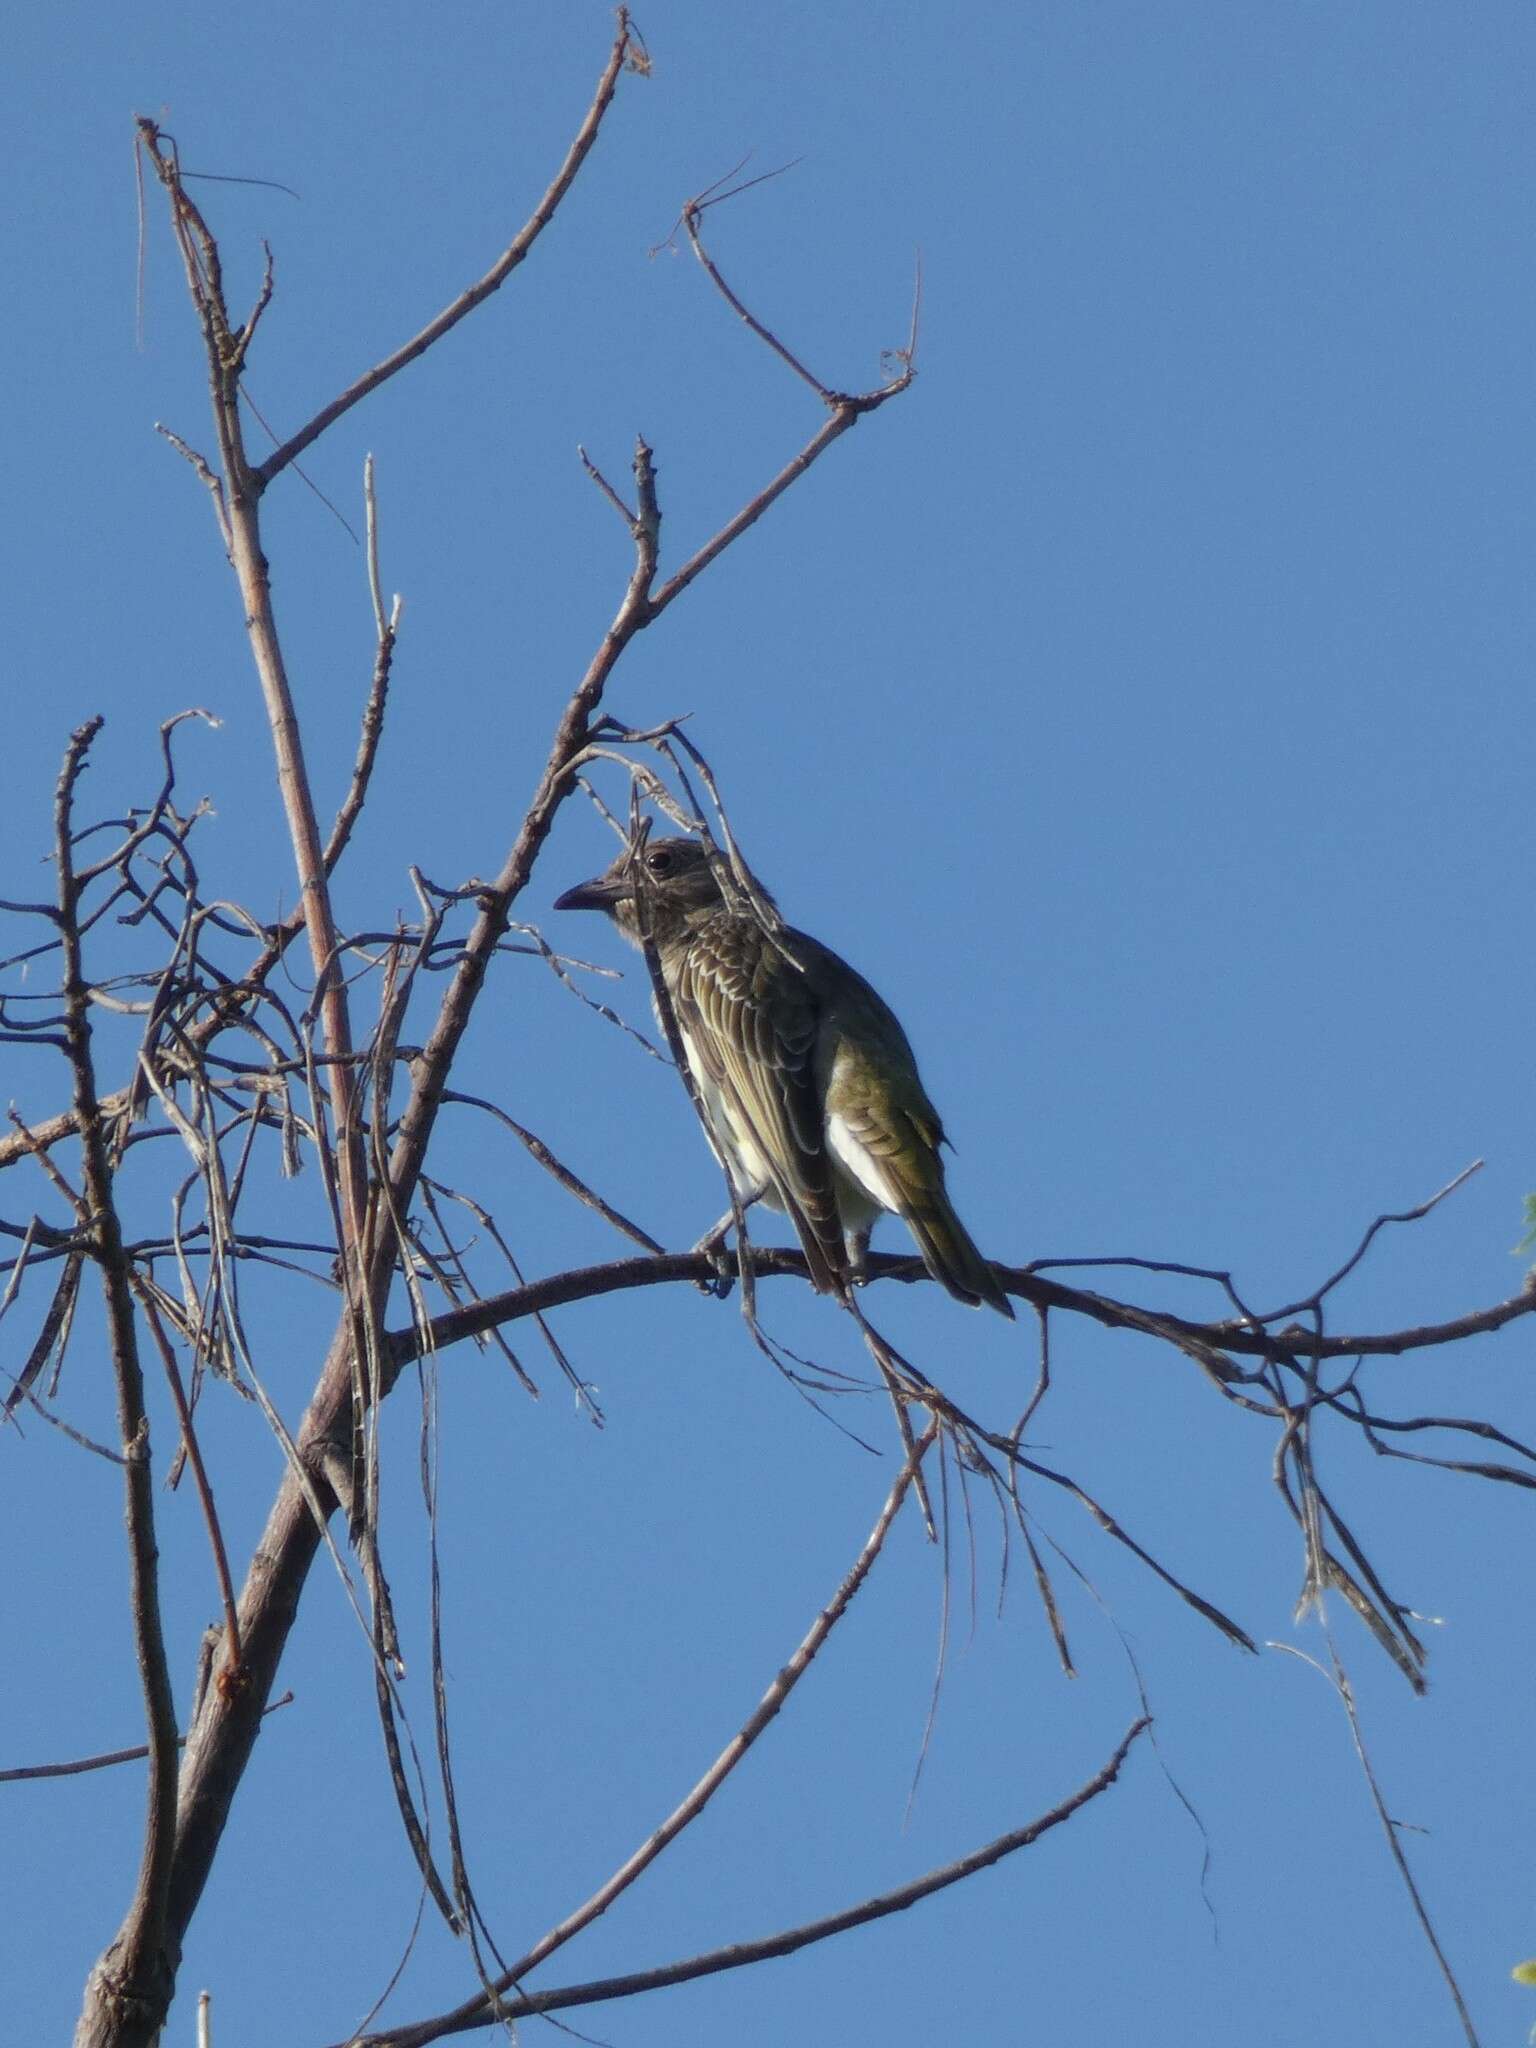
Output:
[
  {"xmin": 674, "ymin": 919, "xmax": 848, "ymax": 1295},
  {"xmin": 814, "ymin": 954, "xmax": 1017, "ymax": 1319}
]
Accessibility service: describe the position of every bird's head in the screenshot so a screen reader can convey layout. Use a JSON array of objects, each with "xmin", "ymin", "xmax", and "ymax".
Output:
[{"xmin": 554, "ymin": 835, "xmax": 759, "ymax": 945}]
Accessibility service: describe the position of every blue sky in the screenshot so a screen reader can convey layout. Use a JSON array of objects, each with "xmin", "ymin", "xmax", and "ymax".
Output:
[{"xmin": 5, "ymin": 4, "xmax": 1534, "ymax": 2043}]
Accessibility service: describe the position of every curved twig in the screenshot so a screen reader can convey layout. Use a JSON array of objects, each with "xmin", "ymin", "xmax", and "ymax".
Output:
[
  {"xmin": 355, "ymin": 1425, "xmax": 942, "ymax": 2044},
  {"xmin": 348, "ymin": 1713, "xmax": 1151, "ymax": 2048}
]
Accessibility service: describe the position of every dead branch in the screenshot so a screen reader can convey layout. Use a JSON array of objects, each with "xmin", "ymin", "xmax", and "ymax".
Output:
[
  {"xmin": 0, "ymin": 1695, "xmax": 293, "ymax": 1786},
  {"xmin": 322, "ymin": 457, "xmax": 400, "ymax": 875},
  {"xmin": 137, "ymin": 127, "xmax": 370, "ymax": 1261},
  {"xmin": 1273, "ymin": 1642, "xmax": 1479, "ymax": 2045},
  {"xmin": 131, "ymin": 1281, "xmax": 243, "ymax": 1680},
  {"xmin": 437, "ymin": 1091, "xmax": 663, "ymax": 1252},
  {"xmin": 54, "ymin": 725, "xmax": 182, "ymax": 2048},
  {"xmin": 348, "ymin": 1713, "xmax": 1151, "ymax": 2047},
  {"xmin": 382, "ymin": 1242, "xmax": 1536, "ymax": 1374},
  {"xmin": 358, "ymin": 1425, "xmax": 938, "ymax": 2042},
  {"xmin": 249, "ymin": 14, "xmax": 635, "ymax": 488}
]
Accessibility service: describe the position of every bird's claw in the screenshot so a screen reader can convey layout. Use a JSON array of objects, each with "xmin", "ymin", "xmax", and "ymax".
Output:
[
  {"xmin": 691, "ymin": 1216, "xmax": 737, "ymax": 1299},
  {"xmin": 701, "ymin": 1260, "xmax": 735, "ymax": 1301}
]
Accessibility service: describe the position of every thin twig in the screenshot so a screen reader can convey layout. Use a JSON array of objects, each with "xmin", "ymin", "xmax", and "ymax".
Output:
[
  {"xmin": 132, "ymin": 1281, "xmax": 244, "ymax": 1682},
  {"xmin": 138, "ymin": 123, "xmax": 372, "ymax": 1263},
  {"xmin": 577, "ymin": 444, "xmax": 637, "ymax": 526},
  {"xmin": 438, "ymin": 1092, "xmax": 662, "ymax": 1251},
  {"xmin": 53, "ymin": 722, "xmax": 181, "ymax": 2031},
  {"xmin": 1272, "ymin": 1641, "xmax": 1479, "ymax": 2045},
  {"xmin": 681, "ymin": 176, "xmax": 832, "ymax": 399},
  {"xmin": 0, "ymin": 1694, "xmax": 293, "ymax": 1784},
  {"xmin": 248, "ymin": 15, "xmax": 634, "ymax": 488},
  {"xmin": 348, "ymin": 1712, "xmax": 1151, "ymax": 2048},
  {"xmin": 366, "ymin": 1423, "xmax": 939, "ymax": 2041}
]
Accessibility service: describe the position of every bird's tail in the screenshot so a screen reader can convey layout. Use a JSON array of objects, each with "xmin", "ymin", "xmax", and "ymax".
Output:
[{"xmin": 904, "ymin": 1185, "xmax": 1015, "ymax": 1319}]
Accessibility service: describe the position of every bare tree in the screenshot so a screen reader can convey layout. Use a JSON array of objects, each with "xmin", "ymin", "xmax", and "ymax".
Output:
[{"xmin": 2, "ymin": 15, "xmax": 1531, "ymax": 2047}]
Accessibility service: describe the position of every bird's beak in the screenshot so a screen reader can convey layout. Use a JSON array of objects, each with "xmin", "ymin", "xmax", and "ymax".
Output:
[{"xmin": 553, "ymin": 872, "xmax": 626, "ymax": 913}]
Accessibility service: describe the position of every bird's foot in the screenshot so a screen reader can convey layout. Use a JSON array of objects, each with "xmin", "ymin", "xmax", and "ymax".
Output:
[
  {"xmin": 692, "ymin": 1210, "xmax": 738, "ymax": 1299},
  {"xmin": 842, "ymin": 1229, "xmax": 873, "ymax": 1295}
]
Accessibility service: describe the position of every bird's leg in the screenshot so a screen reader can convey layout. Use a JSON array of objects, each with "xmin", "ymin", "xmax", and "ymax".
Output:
[
  {"xmin": 692, "ymin": 1182, "xmax": 769, "ymax": 1298},
  {"xmin": 843, "ymin": 1221, "xmax": 875, "ymax": 1290}
]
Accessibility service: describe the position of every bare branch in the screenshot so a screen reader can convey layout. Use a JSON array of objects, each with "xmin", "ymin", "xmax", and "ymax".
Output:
[
  {"xmin": 278, "ymin": 448, "xmax": 407, "ymax": 897},
  {"xmin": 578, "ymin": 443, "xmax": 637, "ymax": 526},
  {"xmin": 1257, "ymin": 1160, "xmax": 1486, "ymax": 1322},
  {"xmin": 137, "ymin": 126, "xmax": 371, "ymax": 1255},
  {"xmin": 249, "ymin": 15, "xmax": 635, "ymax": 488},
  {"xmin": 681, "ymin": 172, "xmax": 833, "ymax": 398},
  {"xmin": 132, "ymin": 1282, "xmax": 243, "ymax": 1683},
  {"xmin": 54, "ymin": 724, "xmax": 181, "ymax": 2047},
  {"xmin": 363, "ymin": 1424, "xmax": 940, "ymax": 2042},
  {"xmin": 383, "ymin": 1244, "xmax": 1536, "ymax": 1372},
  {"xmin": 650, "ymin": 408, "xmax": 881, "ymax": 619},
  {"xmin": 153, "ymin": 425, "xmax": 229, "ymax": 546},
  {"xmin": 639, "ymin": 188, "xmax": 916, "ymax": 618},
  {"xmin": 351, "ymin": 1713, "xmax": 1151, "ymax": 2047},
  {"xmin": 0, "ymin": 1695, "xmax": 293, "ymax": 1785},
  {"xmin": 1273, "ymin": 1643, "xmax": 1480, "ymax": 2045}
]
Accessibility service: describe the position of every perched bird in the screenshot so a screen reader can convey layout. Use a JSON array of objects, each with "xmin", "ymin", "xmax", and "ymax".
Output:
[{"xmin": 554, "ymin": 836, "xmax": 1014, "ymax": 1317}]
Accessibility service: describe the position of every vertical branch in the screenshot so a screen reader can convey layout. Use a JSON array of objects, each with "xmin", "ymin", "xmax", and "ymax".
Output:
[
  {"xmin": 136, "ymin": 129, "xmax": 368, "ymax": 1262},
  {"xmin": 57, "ymin": 725, "xmax": 181, "ymax": 2048}
]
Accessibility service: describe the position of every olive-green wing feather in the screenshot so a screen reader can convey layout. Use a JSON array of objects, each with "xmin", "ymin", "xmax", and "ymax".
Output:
[
  {"xmin": 814, "ymin": 958, "xmax": 1016, "ymax": 1319},
  {"xmin": 674, "ymin": 919, "xmax": 848, "ymax": 1295},
  {"xmin": 834, "ymin": 1091, "xmax": 1014, "ymax": 1316}
]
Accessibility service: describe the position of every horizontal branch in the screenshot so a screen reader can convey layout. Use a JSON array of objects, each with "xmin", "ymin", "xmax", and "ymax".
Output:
[
  {"xmin": 0, "ymin": 1695, "xmax": 293, "ymax": 1785},
  {"xmin": 385, "ymin": 1247, "xmax": 1536, "ymax": 1372}
]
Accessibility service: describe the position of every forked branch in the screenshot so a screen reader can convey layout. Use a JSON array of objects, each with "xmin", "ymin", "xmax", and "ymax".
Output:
[
  {"xmin": 371, "ymin": 1421, "xmax": 938, "ymax": 2041},
  {"xmin": 350, "ymin": 1714, "xmax": 1151, "ymax": 2047}
]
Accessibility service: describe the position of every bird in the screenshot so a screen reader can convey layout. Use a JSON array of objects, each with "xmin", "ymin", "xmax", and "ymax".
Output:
[{"xmin": 554, "ymin": 835, "xmax": 1014, "ymax": 1317}]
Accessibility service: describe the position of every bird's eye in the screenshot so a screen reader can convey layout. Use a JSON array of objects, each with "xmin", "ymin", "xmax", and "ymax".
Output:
[{"xmin": 646, "ymin": 848, "xmax": 674, "ymax": 875}]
